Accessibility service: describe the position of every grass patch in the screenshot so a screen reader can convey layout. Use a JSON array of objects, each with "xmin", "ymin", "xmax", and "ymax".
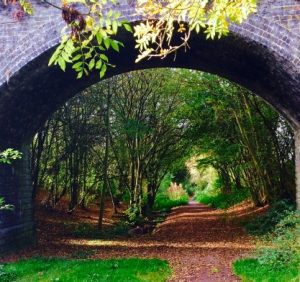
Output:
[
  {"xmin": 0, "ymin": 257, "xmax": 171, "ymax": 282},
  {"xmin": 233, "ymin": 258, "xmax": 299, "ymax": 282}
]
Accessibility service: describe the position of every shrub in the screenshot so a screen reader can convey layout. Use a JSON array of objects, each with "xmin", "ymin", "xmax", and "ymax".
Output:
[
  {"xmin": 245, "ymin": 199, "xmax": 296, "ymax": 235},
  {"xmin": 167, "ymin": 182, "xmax": 186, "ymax": 200},
  {"xmin": 153, "ymin": 194, "xmax": 189, "ymax": 211},
  {"xmin": 73, "ymin": 221, "xmax": 130, "ymax": 239},
  {"xmin": 153, "ymin": 194, "xmax": 188, "ymax": 212},
  {"xmin": 125, "ymin": 206, "xmax": 145, "ymax": 225},
  {"xmin": 108, "ymin": 220, "xmax": 131, "ymax": 236},
  {"xmin": 122, "ymin": 191, "xmax": 130, "ymax": 203},
  {"xmin": 256, "ymin": 210, "xmax": 300, "ymax": 269},
  {"xmin": 194, "ymin": 186, "xmax": 249, "ymax": 209},
  {"xmin": 234, "ymin": 206, "xmax": 300, "ymax": 282},
  {"xmin": 197, "ymin": 180, "xmax": 209, "ymax": 190},
  {"xmin": 151, "ymin": 178, "xmax": 189, "ymax": 212},
  {"xmin": 159, "ymin": 173, "xmax": 173, "ymax": 194},
  {"xmin": 184, "ymin": 182, "xmax": 198, "ymax": 196}
]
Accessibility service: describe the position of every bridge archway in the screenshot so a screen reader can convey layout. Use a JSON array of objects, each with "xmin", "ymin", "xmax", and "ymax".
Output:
[{"xmin": 0, "ymin": 0, "xmax": 300, "ymax": 252}]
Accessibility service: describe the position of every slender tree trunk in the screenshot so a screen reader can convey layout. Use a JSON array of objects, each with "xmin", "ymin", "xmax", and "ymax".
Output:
[
  {"xmin": 98, "ymin": 85, "xmax": 112, "ymax": 230},
  {"xmin": 108, "ymin": 180, "xmax": 118, "ymax": 214}
]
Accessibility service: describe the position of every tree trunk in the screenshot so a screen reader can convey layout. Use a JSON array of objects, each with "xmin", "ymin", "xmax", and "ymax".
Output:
[{"xmin": 98, "ymin": 84, "xmax": 112, "ymax": 230}]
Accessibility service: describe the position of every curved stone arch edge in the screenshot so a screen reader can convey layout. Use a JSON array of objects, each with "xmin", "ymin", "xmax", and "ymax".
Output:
[
  {"xmin": 0, "ymin": 22, "xmax": 299, "ymax": 128},
  {"xmin": 1, "ymin": 13, "xmax": 299, "ymax": 85}
]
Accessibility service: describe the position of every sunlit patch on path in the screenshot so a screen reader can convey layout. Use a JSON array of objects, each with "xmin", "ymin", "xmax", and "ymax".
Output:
[
  {"xmin": 2, "ymin": 201, "xmax": 259, "ymax": 281},
  {"xmin": 81, "ymin": 201, "xmax": 256, "ymax": 281}
]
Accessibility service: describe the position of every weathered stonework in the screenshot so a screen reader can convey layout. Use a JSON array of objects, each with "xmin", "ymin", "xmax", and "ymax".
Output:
[
  {"xmin": 0, "ymin": 144, "xmax": 35, "ymax": 253},
  {"xmin": 295, "ymin": 129, "xmax": 300, "ymax": 208},
  {"xmin": 0, "ymin": 0, "xmax": 299, "ymax": 252}
]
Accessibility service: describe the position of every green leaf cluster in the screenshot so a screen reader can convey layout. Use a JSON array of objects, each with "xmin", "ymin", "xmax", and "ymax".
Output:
[
  {"xmin": 48, "ymin": 0, "xmax": 132, "ymax": 79},
  {"xmin": 0, "ymin": 149, "xmax": 22, "ymax": 165}
]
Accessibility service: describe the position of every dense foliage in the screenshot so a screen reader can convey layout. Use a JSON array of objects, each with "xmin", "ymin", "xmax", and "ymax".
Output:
[
  {"xmin": 245, "ymin": 199, "xmax": 296, "ymax": 235},
  {"xmin": 30, "ymin": 69, "xmax": 296, "ymax": 227},
  {"xmin": 31, "ymin": 69, "xmax": 190, "ymax": 227},
  {"xmin": 154, "ymin": 176, "xmax": 189, "ymax": 211},
  {"xmin": 184, "ymin": 73, "xmax": 295, "ymax": 206},
  {"xmin": 194, "ymin": 178, "xmax": 249, "ymax": 209}
]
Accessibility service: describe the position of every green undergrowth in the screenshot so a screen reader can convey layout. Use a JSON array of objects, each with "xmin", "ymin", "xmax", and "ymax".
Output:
[
  {"xmin": 234, "ymin": 200, "xmax": 299, "ymax": 282},
  {"xmin": 153, "ymin": 193, "xmax": 189, "ymax": 212},
  {"xmin": 194, "ymin": 183, "xmax": 249, "ymax": 209},
  {"xmin": 0, "ymin": 258, "xmax": 171, "ymax": 282},
  {"xmin": 153, "ymin": 174, "xmax": 189, "ymax": 212},
  {"xmin": 72, "ymin": 220, "xmax": 130, "ymax": 239},
  {"xmin": 244, "ymin": 199, "xmax": 296, "ymax": 235}
]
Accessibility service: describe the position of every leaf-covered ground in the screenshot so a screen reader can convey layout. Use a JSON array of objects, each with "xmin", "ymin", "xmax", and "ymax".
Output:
[{"xmin": 1, "ymin": 200, "xmax": 267, "ymax": 281}]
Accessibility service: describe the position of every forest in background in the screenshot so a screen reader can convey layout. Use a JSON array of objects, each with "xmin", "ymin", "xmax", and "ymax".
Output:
[{"xmin": 30, "ymin": 68, "xmax": 296, "ymax": 227}]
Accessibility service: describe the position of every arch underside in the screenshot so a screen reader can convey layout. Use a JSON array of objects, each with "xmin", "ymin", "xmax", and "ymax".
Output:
[{"xmin": 0, "ymin": 29, "xmax": 299, "ymax": 149}]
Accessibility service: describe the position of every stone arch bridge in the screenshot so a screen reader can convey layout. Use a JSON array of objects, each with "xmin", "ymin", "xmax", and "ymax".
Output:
[{"xmin": 0, "ymin": 0, "xmax": 299, "ymax": 252}]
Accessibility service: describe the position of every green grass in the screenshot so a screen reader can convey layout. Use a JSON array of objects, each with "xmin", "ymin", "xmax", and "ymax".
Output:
[
  {"xmin": 0, "ymin": 257, "xmax": 171, "ymax": 282},
  {"xmin": 194, "ymin": 188, "xmax": 249, "ymax": 209},
  {"xmin": 233, "ymin": 258, "xmax": 299, "ymax": 282},
  {"xmin": 153, "ymin": 194, "xmax": 189, "ymax": 212}
]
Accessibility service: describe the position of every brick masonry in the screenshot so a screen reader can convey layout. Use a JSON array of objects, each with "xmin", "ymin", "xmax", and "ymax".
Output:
[{"xmin": 0, "ymin": 0, "xmax": 299, "ymax": 252}]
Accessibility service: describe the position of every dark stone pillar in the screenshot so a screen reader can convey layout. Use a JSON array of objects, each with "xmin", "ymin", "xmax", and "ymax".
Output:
[
  {"xmin": 0, "ymin": 143, "xmax": 35, "ymax": 254},
  {"xmin": 295, "ymin": 129, "xmax": 300, "ymax": 210}
]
